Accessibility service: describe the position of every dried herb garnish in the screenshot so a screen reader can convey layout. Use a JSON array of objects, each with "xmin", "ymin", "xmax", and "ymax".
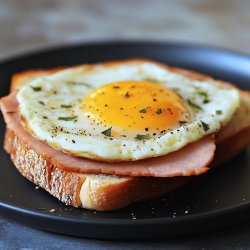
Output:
[
  {"xmin": 187, "ymin": 100, "xmax": 202, "ymax": 110},
  {"xmin": 197, "ymin": 91, "xmax": 210, "ymax": 104},
  {"xmin": 101, "ymin": 127, "xmax": 112, "ymax": 137},
  {"xmin": 6, "ymin": 111, "xmax": 16, "ymax": 114},
  {"xmin": 203, "ymin": 99, "xmax": 210, "ymax": 104},
  {"xmin": 58, "ymin": 116, "xmax": 77, "ymax": 121},
  {"xmin": 201, "ymin": 120, "xmax": 209, "ymax": 131},
  {"xmin": 125, "ymin": 91, "xmax": 130, "ymax": 97},
  {"xmin": 31, "ymin": 86, "xmax": 42, "ymax": 92},
  {"xmin": 135, "ymin": 134, "xmax": 150, "ymax": 140},
  {"xmin": 66, "ymin": 81, "xmax": 91, "ymax": 88},
  {"xmin": 38, "ymin": 101, "xmax": 45, "ymax": 105},
  {"xmin": 113, "ymin": 86, "xmax": 120, "ymax": 89},
  {"xmin": 216, "ymin": 110, "xmax": 222, "ymax": 115},
  {"xmin": 156, "ymin": 108, "xmax": 162, "ymax": 114},
  {"xmin": 197, "ymin": 90, "xmax": 208, "ymax": 97},
  {"xmin": 60, "ymin": 104, "xmax": 72, "ymax": 108},
  {"xmin": 43, "ymin": 116, "xmax": 48, "ymax": 119},
  {"xmin": 139, "ymin": 108, "xmax": 147, "ymax": 113}
]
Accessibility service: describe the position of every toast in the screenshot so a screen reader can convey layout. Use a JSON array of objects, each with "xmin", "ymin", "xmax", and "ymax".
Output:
[{"xmin": 2, "ymin": 59, "xmax": 250, "ymax": 211}]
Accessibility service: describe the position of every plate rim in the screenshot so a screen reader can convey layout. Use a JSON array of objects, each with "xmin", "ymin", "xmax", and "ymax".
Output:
[
  {"xmin": 0, "ymin": 40, "xmax": 250, "ymax": 66},
  {"xmin": 1, "ymin": 198, "xmax": 250, "ymax": 225},
  {"xmin": 1, "ymin": 41, "xmax": 250, "ymax": 238}
]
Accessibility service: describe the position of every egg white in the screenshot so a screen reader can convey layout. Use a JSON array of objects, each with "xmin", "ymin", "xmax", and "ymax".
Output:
[{"xmin": 17, "ymin": 62, "xmax": 240, "ymax": 161}]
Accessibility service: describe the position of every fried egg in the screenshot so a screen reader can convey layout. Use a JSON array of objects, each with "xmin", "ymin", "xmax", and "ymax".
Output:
[{"xmin": 17, "ymin": 61, "xmax": 240, "ymax": 161}]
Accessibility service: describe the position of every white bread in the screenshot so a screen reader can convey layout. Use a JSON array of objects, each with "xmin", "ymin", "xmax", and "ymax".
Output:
[{"xmin": 2, "ymin": 59, "xmax": 250, "ymax": 211}]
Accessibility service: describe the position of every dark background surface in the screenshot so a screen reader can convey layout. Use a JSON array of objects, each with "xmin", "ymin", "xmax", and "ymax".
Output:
[
  {"xmin": 1, "ymin": 0, "xmax": 250, "ymax": 60},
  {"xmin": 1, "ymin": 214, "xmax": 250, "ymax": 249}
]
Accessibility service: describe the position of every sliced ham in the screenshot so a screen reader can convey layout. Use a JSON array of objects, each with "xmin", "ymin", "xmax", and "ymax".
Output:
[{"xmin": 0, "ymin": 93, "xmax": 216, "ymax": 177}]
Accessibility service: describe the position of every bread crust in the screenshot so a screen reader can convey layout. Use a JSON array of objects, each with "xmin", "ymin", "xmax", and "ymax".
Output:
[
  {"xmin": 5, "ymin": 129, "xmax": 85, "ymax": 207},
  {"xmin": 4, "ymin": 128, "xmax": 188, "ymax": 210},
  {"xmin": 2, "ymin": 58, "xmax": 250, "ymax": 211}
]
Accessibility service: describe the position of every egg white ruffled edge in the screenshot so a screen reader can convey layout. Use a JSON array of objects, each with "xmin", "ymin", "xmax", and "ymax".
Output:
[{"xmin": 17, "ymin": 62, "xmax": 240, "ymax": 161}]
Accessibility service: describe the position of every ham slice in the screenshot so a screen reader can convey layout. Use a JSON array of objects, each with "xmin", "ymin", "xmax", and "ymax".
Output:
[{"xmin": 0, "ymin": 93, "xmax": 216, "ymax": 177}]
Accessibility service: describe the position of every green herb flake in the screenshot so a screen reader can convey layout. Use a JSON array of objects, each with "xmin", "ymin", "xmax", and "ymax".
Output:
[
  {"xmin": 60, "ymin": 104, "xmax": 72, "ymax": 108},
  {"xmin": 135, "ymin": 134, "xmax": 150, "ymax": 140},
  {"xmin": 200, "ymin": 120, "xmax": 210, "ymax": 132},
  {"xmin": 203, "ymin": 99, "xmax": 210, "ymax": 104},
  {"xmin": 156, "ymin": 108, "xmax": 162, "ymax": 114},
  {"xmin": 31, "ymin": 86, "xmax": 42, "ymax": 92},
  {"xmin": 187, "ymin": 100, "xmax": 202, "ymax": 110},
  {"xmin": 101, "ymin": 127, "xmax": 112, "ymax": 137},
  {"xmin": 58, "ymin": 116, "xmax": 78, "ymax": 121},
  {"xmin": 139, "ymin": 108, "xmax": 147, "ymax": 113},
  {"xmin": 197, "ymin": 90, "xmax": 208, "ymax": 98},
  {"xmin": 43, "ymin": 116, "xmax": 48, "ymax": 119},
  {"xmin": 216, "ymin": 110, "xmax": 222, "ymax": 115},
  {"xmin": 38, "ymin": 101, "xmax": 45, "ymax": 105},
  {"xmin": 66, "ymin": 81, "xmax": 91, "ymax": 88},
  {"xmin": 197, "ymin": 91, "xmax": 210, "ymax": 104}
]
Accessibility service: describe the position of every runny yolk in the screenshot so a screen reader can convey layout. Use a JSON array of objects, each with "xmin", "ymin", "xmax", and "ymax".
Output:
[{"xmin": 82, "ymin": 81, "xmax": 188, "ymax": 132}]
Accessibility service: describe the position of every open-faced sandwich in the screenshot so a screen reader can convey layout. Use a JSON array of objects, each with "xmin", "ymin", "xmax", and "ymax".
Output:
[{"xmin": 1, "ymin": 59, "xmax": 250, "ymax": 211}]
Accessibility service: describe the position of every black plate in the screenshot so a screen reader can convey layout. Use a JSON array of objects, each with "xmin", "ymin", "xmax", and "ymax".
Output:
[{"xmin": 1, "ymin": 41, "xmax": 250, "ymax": 240}]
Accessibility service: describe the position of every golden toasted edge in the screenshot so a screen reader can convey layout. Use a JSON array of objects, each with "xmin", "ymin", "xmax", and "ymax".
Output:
[
  {"xmin": 3, "ymin": 58, "xmax": 250, "ymax": 211},
  {"xmin": 10, "ymin": 67, "xmax": 65, "ymax": 92},
  {"xmin": 4, "ymin": 128, "xmax": 188, "ymax": 210},
  {"xmin": 4, "ymin": 129, "xmax": 84, "ymax": 207}
]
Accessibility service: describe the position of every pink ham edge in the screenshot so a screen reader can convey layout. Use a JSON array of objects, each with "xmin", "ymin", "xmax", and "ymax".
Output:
[{"xmin": 0, "ymin": 93, "xmax": 216, "ymax": 177}]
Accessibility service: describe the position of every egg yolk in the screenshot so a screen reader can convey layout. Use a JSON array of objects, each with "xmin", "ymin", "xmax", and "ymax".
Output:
[{"xmin": 82, "ymin": 81, "xmax": 188, "ymax": 132}]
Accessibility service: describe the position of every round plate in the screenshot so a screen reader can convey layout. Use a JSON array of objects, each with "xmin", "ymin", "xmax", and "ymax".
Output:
[{"xmin": 0, "ymin": 41, "xmax": 250, "ymax": 240}]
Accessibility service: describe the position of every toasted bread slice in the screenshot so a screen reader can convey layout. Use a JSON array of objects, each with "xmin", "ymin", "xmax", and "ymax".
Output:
[
  {"xmin": 4, "ymin": 129, "xmax": 187, "ymax": 210},
  {"xmin": 2, "ymin": 59, "xmax": 250, "ymax": 211}
]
